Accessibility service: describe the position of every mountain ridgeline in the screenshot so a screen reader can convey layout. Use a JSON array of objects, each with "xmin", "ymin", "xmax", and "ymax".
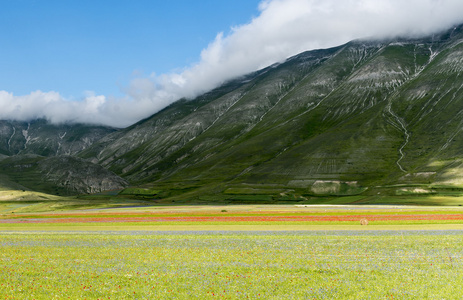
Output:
[
  {"xmin": 0, "ymin": 119, "xmax": 116, "ymax": 157},
  {"xmin": 2, "ymin": 24, "xmax": 463, "ymax": 202}
]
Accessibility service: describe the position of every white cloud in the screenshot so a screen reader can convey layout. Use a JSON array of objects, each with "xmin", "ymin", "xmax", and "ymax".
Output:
[{"xmin": 2, "ymin": 0, "xmax": 463, "ymax": 127}]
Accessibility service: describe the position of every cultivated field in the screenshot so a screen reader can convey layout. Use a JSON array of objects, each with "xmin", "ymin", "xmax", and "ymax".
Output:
[{"xmin": 1, "ymin": 204, "xmax": 463, "ymax": 299}]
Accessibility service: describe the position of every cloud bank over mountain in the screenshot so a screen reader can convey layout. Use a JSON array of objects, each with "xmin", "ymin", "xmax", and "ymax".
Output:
[{"xmin": 2, "ymin": 0, "xmax": 463, "ymax": 128}]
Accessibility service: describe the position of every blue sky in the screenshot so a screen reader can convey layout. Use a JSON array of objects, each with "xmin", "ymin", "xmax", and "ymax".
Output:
[
  {"xmin": 1, "ymin": 0, "xmax": 463, "ymax": 127},
  {"xmin": 0, "ymin": 0, "xmax": 261, "ymax": 98}
]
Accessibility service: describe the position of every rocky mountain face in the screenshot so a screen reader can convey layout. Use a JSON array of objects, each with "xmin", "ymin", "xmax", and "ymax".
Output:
[
  {"xmin": 0, "ymin": 119, "xmax": 116, "ymax": 156},
  {"xmin": 0, "ymin": 155, "xmax": 128, "ymax": 195},
  {"xmin": 3, "ymin": 24, "xmax": 463, "ymax": 200},
  {"xmin": 0, "ymin": 120, "xmax": 127, "ymax": 195}
]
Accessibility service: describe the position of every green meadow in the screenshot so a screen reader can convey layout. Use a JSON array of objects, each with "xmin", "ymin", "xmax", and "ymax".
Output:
[
  {"xmin": 2, "ymin": 197, "xmax": 463, "ymax": 299},
  {"xmin": 1, "ymin": 231, "xmax": 463, "ymax": 299}
]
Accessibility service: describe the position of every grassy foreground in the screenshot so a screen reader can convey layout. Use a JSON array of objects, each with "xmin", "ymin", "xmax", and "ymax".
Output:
[
  {"xmin": 1, "ymin": 204, "xmax": 463, "ymax": 298},
  {"xmin": 1, "ymin": 230, "xmax": 463, "ymax": 299}
]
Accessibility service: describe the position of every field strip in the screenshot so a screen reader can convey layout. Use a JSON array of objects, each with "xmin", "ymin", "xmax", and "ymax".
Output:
[{"xmin": 1, "ymin": 223, "xmax": 463, "ymax": 231}]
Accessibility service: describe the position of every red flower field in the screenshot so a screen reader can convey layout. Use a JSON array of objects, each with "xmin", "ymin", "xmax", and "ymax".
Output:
[{"xmin": 2, "ymin": 209, "xmax": 463, "ymax": 224}]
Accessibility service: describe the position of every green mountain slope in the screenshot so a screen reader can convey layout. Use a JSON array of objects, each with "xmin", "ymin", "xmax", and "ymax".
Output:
[
  {"xmin": 2, "ymin": 25, "xmax": 463, "ymax": 202},
  {"xmin": 77, "ymin": 24, "xmax": 463, "ymax": 202}
]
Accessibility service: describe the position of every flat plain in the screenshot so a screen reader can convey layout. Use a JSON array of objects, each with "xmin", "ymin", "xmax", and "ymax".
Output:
[{"xmin": 1, "ymin": 204, "xmax": 463, "ymax": 299}]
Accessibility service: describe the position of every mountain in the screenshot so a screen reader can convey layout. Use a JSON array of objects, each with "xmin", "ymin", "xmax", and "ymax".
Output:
[
  {"xmin": 3, "ymin": 24, "xmax": 463, "ymax": 203},
  {"xmin": 76, "ymin": 24, "xmax": 463, "ymax": 202},
  {"xmin": 0, "ymin": 155, "xmax": 128, "ymax": 195},
  {"xmin": 0, "ymin": 120, "xmax": 127, "ymax": 195},
  {"xmin": 0, "ymin": 119, "xmax": 116, "ymax": 156}
]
